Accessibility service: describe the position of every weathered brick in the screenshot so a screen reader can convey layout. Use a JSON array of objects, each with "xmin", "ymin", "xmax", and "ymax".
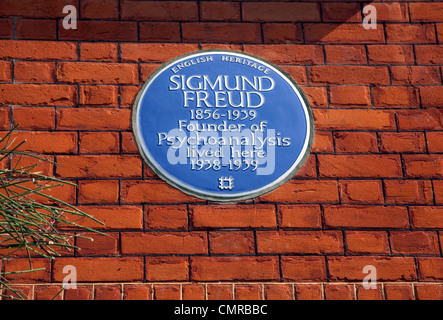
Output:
[
  {"xmin": 191, "ymin": 257, "xmax": 279, "ymax": 281},
  {"xmin": 256, "ymin": 230, "xmax": 343, "ymax": 254},
  {"xmin": 121, "ymin": 231, "xmax": 207, "ymax": 255},
  {"xmin": 324, "ymin": 205, "xmax": 409, "ymax": 229}
]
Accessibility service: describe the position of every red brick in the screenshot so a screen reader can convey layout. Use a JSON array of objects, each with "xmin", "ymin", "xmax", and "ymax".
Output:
[
  {"xmin": 410, "ymin": 3, "xmax": 443, "ymax": 22},
  {"xmin": 190, "ymin": 204, "xmax": 276, "ymax": 228},
  {"xmin": 368, "ymin": 45, "xmax": 414, "ymax": 64},
  {"xmin": 438, "ymin": 24, "xmax": 443, "ymax": 42},
  {"xmin": 121, "ymin": 231, "xmax": 207, "ymax": 255},
  {"xmin": 435, "ymin": 181, "xmax": 443, "ymax": 204},
  {"xmin": 335, "ymin": 132, "xmax": 378, "ymax": 153},
  {"xmin": 9, "ymin": 131, "xmax": 77, "ymax": 154},
  {"xmin": 411, "ymin": 206, "xmax": 443, "ymax": 229},
  {"xmin": 324, "ymin": 205, "xmax": 409, "ymax": 229},
  {"xmin": 294, "ymin": 284, "xmax": 322, "ymax": 300},
  {"xmin": 293, "ymin": 154, "xmax": 317, "ymax": 178},
  {"xmin": 14, "ymin": 61, "xmax": 55, "ymax": 83},
  {"xmin": 384, "ymin": 284, "xmax": 414, "ymax": 300},
  {"xmin": 309, "ymin": 66, "xmax": 389, "ymax": 85},
  {"xmin": 279, "ymin": 65, "xmax": 307, "ymax": 85},
  {"xmin": 356, "ymin": 284, "xmax": 384, "ymax": 300},
  {"xmin": 0, "ymin": 40, "xmax": 77, "ymax": 60},
  {"xmin": 278, "ymin": 204, "xmax": 322, "ymax": 228},
  {"xmin": 0, "ymin": 106, "xmax": 10, "ymax": 129},
  {"xmin": 329, "ymin": 86, "xmax": 371, "ymax": 107},
  {"xmin": 235, "ymin": 284, "xmax": 262, "ymax": 300},
  {"xmin": 79, "ymin": 85, "xmax": 118, "ymax": 106},
  {"xmin": 324, "ymin": 284, "xmax": 354, "ymax": 300},
  {"xmin": 121, "ymin": 132, "xmax": 138, "ymax": 153},
  {"xmin": 79, "ymin": 132, "xmax": 119, "ymax": 154},
  {"xmin": 397, "ymin": 108, "xmax": 442, "ymax": 130},
  {"xmin": 123, "ymin": 284, "xmax": 151, "ymax": 300},
  {"xmin": 386, "ymin": 24, "xmax": 436, "ymax": 43},
  {"xmin": 258, "ymin": 180, "xmax": 339, "ymax": 203},
  {"xmin": 53, "ymin": 257, "xmax": 143, "ymax": 282},
  {"xmin": 57, "ymin": 108, "xmax": 131, "ymax": 130},
  {"xmin": 153, "ymin": 285, "xmax": 181, "ymax": 300},
  {"xmin": 182, "ymin": 284, "xmax": 205, "ymax": 300},
  {"xmin": 415, "ymin": 284, "xmax": 443, "ymax": 300},
  {"xmin": 121, "ymin": 180, "xmax": 203, "ymax": 204},
  {"xmin": 140, "ymin": 63, "xmax": 162, "ymax": 80},
  {"xmin": 200, "ymin": 44, "xmax": 243, "ymax": 51},
  {"xmin": 369, "ymin": 3, "xmax": 409, "ymax": 22},
  {"xmin": 345, "ymin": 231, "xmax": 390, "ymax": 255},
  {"xmin": 319, "ymin": 155, "xmax": 402, "ymax": 178},
  {"xmin": 0, "ymin": 0, "xmax": 77, "ymax": 18},
  {"xmin": 380, "ymin": 132, "xmax": 426, "ymax": 153},
  {"xmin": 78, "ymin": 180, "xmax": 119, "ymax": 204},
  {"xmin": 72, "ymin": 205, "xmax": 143, "ymax": 230},
  {"xmin": 210, "ymin": 231, "xmax": 255, "ymax": 255},
  {"xmin": 15, "ymin": 19, "xmax": 56, "ymax": 40},
  {"xmin": 0, "ymin": 60, "xmax": 12, "ymax": 82},
  {"xmin": 145, "ymin": 205, "xmax": 188, "ymax": 230},
  {"xmin": 191, "ymin": 257, "xmax": 279, "ymax": 281},
  {"xmin": 0, "ymin": 19, "xmax": 13, "ymax": 38},
  {"xmin": 325, "ymin": 45, "xmax": 367, "ymax": 64},
  {"xmin": 121, "ymin": 0, "xmax": 198, "ymax": 20},
  {"xmin": 263, "ymin": 23, "xmax": 303, "ymax": 44},
  {"xmin": 257, "ymin": 230, "xmax": 343, "ymax": 254},
  {"xmin": 57, "ymin": 62, "xmax": 138, "ymax": 85},
  {"xmin": 4, "ymin": 258, "xmax": 51, "ymax": 283},
  {"xmin": 302, "ymin": 87, "xmax": 328, "ymax": 108},
  {"xmin": 56, "ymin": 155, "xmax": 141, "ymax": 179},
  {"xmin": 304, "ymin": 23, "xmax": 384, "ymax": 43},
  {"xmin": 139, "ymin": 22, "xmax": 181, "ymax": 42},
  {"xmin": 373, "ymin": 86, "xmax": 420, "ymax": 108},
  {"xmin": 64, "ymin": 286, "xmax": 93, "ymax": 300},
  {"xmin": 146, "ymin": 257, "xmax": 189, "ymax": 282},
  {"xmin": 418, "ymin": 258, "xmax": 443, "ymax": 281},
  {"xmin": 80, "ymin": 43, "xmax": 119, "ymax": 62},
  {"xmin": 59, "ymin": 20, "xmax": 138, "ymax": 41},
  {"xmin": 3, "ymin": 285, "xmax": 33, "ymax": 300},
  {"xmin": 391, "ymin": 66, "xmax": 441, "ymax": 85},
  {"xmin": 13, "ymin": 107, "xmax": 55, "ymax": 130},
  {"xmin": 384, "ymin": 180, "xmax": 433, "ymax": 204},
  {"xmin": 245, "ymin": 44, "xmax": 324, "ymax": 64},
  {"xmin": 81, "ymin": 0, "xmax": 118, "ymax": 19},
  {"xmin": 312, "ymin": 131, "xmax": 333, "ymax": 152},
  {"xmin": 415, "ymin": 45, "xmax": 443, "ymax": 65},
  {"xmin": 0, "ymin": 84, "xmax": 77, "ymax": 106},
  {"xmin": 328, "ymin": 256, "xmax": 417, "ymax": 281},
  {"xmin": 281, "ymin": 256, "xmax": 327, "ymax": 281},
  {"xmin": 420, "ymin": 87, "xmax": 443, "ymax": 107},
  {"xmin": 121, "ymin": 43, "xmax": 199, "ymax": 62},
  {"xmin": 201, "ymin": 2, "xmax": 240, "ymax": 21},
  {"xmin": 242, "ymin": 2, "xmax": 320, "ymax": 22},
  {"xmin": 264, "ymin": 285, "xmax": 293, "ymax": 300},
  {"xmin": 403, "ymin": 155, "xmax": 443, "ymax": 178},
  {"xmin": 391, "ymin": 231, "xmax": 440, "ymax": 255},
  {"xmin": 11, "ymin": 153, "xmax": 54, "ymax": 177},
  {"xmin": 76, "ymin": 232, "xmax": 119, "ymax": 256},
  {"xmin": 207, "ymin": 284, "xmax": 233, "ymax": 300},
  {"xmin": 340, "ymin": 180, "xmax": 384, "ymax": 204},
  {"xmin": 322, "ymin": 3, "xmax": 361, "ymax": 22},
  {"xmin": 95, "ymin": 285, "xmax": 121, "ymax": 300},
  {"xmin": 182, "ymin": 23, "xmax": 261, "ymax": 43}
]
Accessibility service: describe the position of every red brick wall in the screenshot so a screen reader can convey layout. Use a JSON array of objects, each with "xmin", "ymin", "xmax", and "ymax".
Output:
[{"xmin": 0, "ymin": 0, "xmax": 442, "ymax": 300}]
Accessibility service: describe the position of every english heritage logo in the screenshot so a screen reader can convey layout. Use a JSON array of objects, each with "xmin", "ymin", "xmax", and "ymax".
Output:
[{"xmin": 132, "ymin": 50, "xmax": 313, "ymax": 201}]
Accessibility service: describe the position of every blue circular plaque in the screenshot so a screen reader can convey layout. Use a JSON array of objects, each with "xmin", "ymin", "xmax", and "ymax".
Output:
[{"xmin": 133, "ymin": 50, "xmax": 313, "ymax": 201}]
